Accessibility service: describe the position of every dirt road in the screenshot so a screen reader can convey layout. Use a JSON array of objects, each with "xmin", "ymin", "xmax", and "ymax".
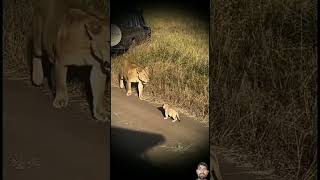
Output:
[
  {"xmin": 111, "ymin": 87, "xmax": 274, "ymax": 180},
  {"xmin": 3, "ymin": 79, "xmax": 274, "ymax": 180},
  {"xmin": 3, "ymin": 79, "xmax": 110, "ymax": 180},
  {"xmin": 111, "ymin": 87, "xmax": 209, "ymax": 179}
]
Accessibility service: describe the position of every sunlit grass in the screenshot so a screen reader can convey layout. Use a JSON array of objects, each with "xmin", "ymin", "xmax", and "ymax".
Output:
[{"xmin": 112, "ymin": 5, "xmax": 209, "ymax": 120}]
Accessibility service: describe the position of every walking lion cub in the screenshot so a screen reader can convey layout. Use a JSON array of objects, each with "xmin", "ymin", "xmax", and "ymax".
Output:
[{"xmin": 162, "ymin": 104, "xmax": 181, "ymax": 122}]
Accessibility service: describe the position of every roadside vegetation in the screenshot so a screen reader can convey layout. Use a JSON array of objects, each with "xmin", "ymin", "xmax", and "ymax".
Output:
[
  {"xmin": 210, "ymin": 0, "xmax": 317, "ymax": 179},
  {"xmin": 111, "ymin": 4, "xmax": 209, "ymax": 122}
]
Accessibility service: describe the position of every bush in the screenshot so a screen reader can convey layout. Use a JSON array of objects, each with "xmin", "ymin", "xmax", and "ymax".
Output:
[{"xmin": 210, "ymin": 0, "xmax": 317, "ymax": 179}]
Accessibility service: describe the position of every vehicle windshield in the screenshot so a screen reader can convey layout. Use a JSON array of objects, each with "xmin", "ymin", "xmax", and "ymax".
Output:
[{"xmin": 112, "ymin": 12, "xmax": 144, "ymax": 27}]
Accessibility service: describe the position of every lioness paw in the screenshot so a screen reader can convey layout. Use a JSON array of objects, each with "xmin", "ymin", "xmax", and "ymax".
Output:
[
  {"xmin": 126, "ymin": 91, "xmax": 132, "ymax": 96},
  {"xmin": 53, "ymin": 96, "xmax": 69, "ymax": 108},
  {"xmin": 94, "ymin": 109, "xmax": 109, "ymax": 121}
]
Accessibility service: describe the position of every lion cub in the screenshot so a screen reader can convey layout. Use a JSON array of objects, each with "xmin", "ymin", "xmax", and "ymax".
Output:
[{"xmin": 162, "ymin": 104, "xmax": 181, "ymax": 122}]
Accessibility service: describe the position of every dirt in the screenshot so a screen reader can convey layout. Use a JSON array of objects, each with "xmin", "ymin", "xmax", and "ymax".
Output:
[
  {"xmin": 111, "ymin": 87, "xmax": 209, "ymax": 179},
  {"xmin": 111, "ymin": 87, "xmax": 275, "ymax": 180},
  {"xmin": 3, "ymin": 79, "xmax": 110, "ymax": 180},
  {"xmin": 3, "ymin": 78, "xmax": 276, "ymax": 180}
]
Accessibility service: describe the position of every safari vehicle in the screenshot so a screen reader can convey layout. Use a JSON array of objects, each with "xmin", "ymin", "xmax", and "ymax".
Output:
[{"xmin": 111, "ymin": 9, "xmax": 151, "ymax": 54}]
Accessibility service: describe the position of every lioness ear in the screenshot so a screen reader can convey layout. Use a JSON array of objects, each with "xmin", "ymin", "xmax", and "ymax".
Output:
[{"xmin": 84, "ymin": 20, "xmax": 102, "ymax": 40}]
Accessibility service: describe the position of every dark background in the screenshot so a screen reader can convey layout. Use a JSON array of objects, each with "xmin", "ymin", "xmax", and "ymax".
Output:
[{"xmin": 111, "ymin": 0, "xmax": 209, "ymax": 19}]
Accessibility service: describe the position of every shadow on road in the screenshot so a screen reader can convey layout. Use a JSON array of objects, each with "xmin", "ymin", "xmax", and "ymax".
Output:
[
  {"xmin": 111, "ymin": 127, "xmax": 165, "ymax": 179},
  {"xmin": 156, "ymin": 106, "xmax": 165, "ymax": 117},
  {"xmin": 111, "ymin": 127, "xmax": 210, "ymax": 179},
  {"xmin": 3, "ymin": 79, "xmax": 109, "ymax": 180}
]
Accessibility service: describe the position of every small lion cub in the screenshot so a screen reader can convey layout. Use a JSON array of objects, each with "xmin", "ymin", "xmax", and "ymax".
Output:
[{"xmin": 162, "ymin": 104, "xmax": 181, "ymax": 122}]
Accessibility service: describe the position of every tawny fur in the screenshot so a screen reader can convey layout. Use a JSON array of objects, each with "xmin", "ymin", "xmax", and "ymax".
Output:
[
  {"xmin": 32, "ymin": 3, "xmax": 110, "ymax": 121},
  {"xmin": 162, "ymin": 104, "xmax": 181, "ymax": 122},
  {"xmin": 119, "ymin": 59, "xmax": 150, "ymax": 100}
]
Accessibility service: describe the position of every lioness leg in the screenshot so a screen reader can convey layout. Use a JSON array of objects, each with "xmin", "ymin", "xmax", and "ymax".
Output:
[
  {"xmin": 119, "ymin": 78, "xmax": 124, "ymax": 89},
  {"xmin": 53, "ymin": 63, "xmax": 68, "ymax": 108},
  {"xmin": 138, "ymin": 82, "xmax": 144, "ymax": 100},
  {"xmin": 119, "ymin": 73, "xmax": 124, "ymax": 89},
  {"xmin": 126, "ymin": 80, "xmax": 132, "ymax": 96},
  {"xmin": 32, "ymin": 12, "xmax": 44, "ymax": 86},
  {"xmin": 32, "ymin": 57, "xmax": 44, "ymax": 86},
  {"xmin": 90, "ymin": 66, "xmax": 108, "ymax": 121}
]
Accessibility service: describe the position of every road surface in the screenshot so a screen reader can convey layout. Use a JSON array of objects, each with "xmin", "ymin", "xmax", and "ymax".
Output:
[
  {"xmin": 111, "ymin": 87, "xmax": 274, "ymax": 180},
  {"xmin": 3, "ymin": 79, "xmax": 274, "ymax": 180},
  {"xmin": 3, "ymin": 79, "xmax": 110, "ymax": 180}
]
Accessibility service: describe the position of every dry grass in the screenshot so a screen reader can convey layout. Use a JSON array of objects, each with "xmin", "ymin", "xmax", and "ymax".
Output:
[
  {"xmin": 3, "ymin": 0, "xmax": 33, "ymax": 77},
  {"xmin": 111, "ymin": 5, "xmax": 209, "ymax": 121},
  {"xmin": 210, "ymin": 0, "xmax": 317, "ymax": 179}
]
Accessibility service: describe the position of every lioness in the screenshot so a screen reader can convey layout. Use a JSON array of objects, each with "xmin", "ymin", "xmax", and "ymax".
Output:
[
  {"xmin": 162, "ymin": 104, "xmax": 181, "ymax": 122},
  {"xmin": 210, "ymin": 149, "xmax": 223, "ymax": 180},
  {"xmin": 119, "ymin": 60, "xmax": 150, "ymax": 100},
  {"xmin": 32, "ymin": 7, "xmax": 110, "ymax": 121}
]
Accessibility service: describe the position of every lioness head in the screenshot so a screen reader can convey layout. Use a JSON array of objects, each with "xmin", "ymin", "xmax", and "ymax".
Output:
[
  {"xmin": 84, "ymin": 19, "xmax": 110, "ymax": 72},
  {"xmin": 137, "ymin": 66, "xmax": 150, "ymax": 84}
]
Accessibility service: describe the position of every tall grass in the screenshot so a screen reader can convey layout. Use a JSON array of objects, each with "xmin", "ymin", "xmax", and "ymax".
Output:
[
  {"xmin": 111, "ymin": 5, "xmax": 209, "ymax": 121},
  {"xmin": 210, "ymin": 0, "xmax": 317, "ymax": 179},
  {"xmin": 3, "ymin": 0, "xmax": 33, "ymax": 76}
]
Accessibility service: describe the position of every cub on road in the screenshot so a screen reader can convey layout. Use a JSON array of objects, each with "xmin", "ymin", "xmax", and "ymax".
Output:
[
  {"xmin": 162, "ymin": 104, "xmax": 181, "ymax": 122},
  {"xmin": 119, "ymin": 60, "xmax": 150, "ymax": 100}
]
